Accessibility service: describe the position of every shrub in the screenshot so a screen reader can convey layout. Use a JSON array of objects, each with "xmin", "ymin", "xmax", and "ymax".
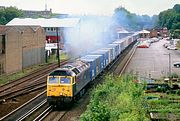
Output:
[{"xmin": 80, "ymin": 75, "xmax": 150, "ymax": 121}]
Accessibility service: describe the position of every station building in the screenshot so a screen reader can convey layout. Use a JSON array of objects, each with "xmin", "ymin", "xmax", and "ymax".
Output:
[{"xmin": 0, "ymin": 25, "xmax": 45, "ymax": 75}]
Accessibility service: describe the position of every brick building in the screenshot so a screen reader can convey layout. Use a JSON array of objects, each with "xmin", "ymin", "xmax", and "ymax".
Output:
[
  {"xmin": 0, "ymin": 26, "xmax": 45, "ymax": 75},
  {"xmin": 150, "ymin": 29, "xmax": 158, "ymax": 38},
  {"xmin": 149, "ymin": 27, "xmax": 169, "ymax": 38}
]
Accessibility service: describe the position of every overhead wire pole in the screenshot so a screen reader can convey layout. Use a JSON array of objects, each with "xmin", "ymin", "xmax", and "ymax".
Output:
[{"xmin": 56, "ymin": 27, "xmax": 60, "ymax": 67}]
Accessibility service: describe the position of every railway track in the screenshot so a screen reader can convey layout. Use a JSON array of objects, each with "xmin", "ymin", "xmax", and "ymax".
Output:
[
  {"xmin": 0, "ymin": 60, "xmax": 68, "ymax": 103},
  {"xmin": 0, "ymin": 44, "xmax": 137, "ymax": 120},
  {"xmin": 34, "ymin": 108, "xmax": 67, "ymax": 121},
  {"xmin": 0, "ymin": 91, "xmax": 47, "ymax": 121},
  {"xmin": 0, "ymin": 89, "xmax": 68, "ymax": 121},
  {"xmin": 33, "ymin": 106, "xmax": 53, "ymax": 121},
  {"xmin": 0, "ymin": 62, "xmax": 57, "ymax": 93}
]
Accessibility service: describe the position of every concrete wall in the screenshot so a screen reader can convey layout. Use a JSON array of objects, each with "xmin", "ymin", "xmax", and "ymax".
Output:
[
  {"xmin": 1, "ymin": 26, "xmax": 46, "ymax": 75},
  {"xmin": 5, "ymin": 28, "xmax": 22, "ymax": 74},
  {"xmin": 21, "ymin": 27, "xmax": 45, "ymax": 68}
]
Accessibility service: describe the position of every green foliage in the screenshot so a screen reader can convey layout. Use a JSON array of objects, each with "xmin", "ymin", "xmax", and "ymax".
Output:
[
  {"xmin": 158, "ymin": 4, "xmax": 180, "ymax": 38},
  {"xmin": 148, "ymin": 98, "xmax": 180, "ymax": 113},
  {"xmin": 113, "ymin": 7, "xmax": 157, "ymax": 31},
  {"xmin": 146, "ymin": 91, "xmax": 180, "ymax": 117},
  {"xmin": 80, "ymin": 75, "xmax": 150, "ymax": 121},
  {"xmin": 170, "ymin": 72, "xmax": 179, "ymax": 78},
  {"xmin": 0, "ymin": 6, "xmax": 23, "ymax": 25},
  {"xmin": 0, "ymin": 63, "xmax": 48, "ymax": 85}
]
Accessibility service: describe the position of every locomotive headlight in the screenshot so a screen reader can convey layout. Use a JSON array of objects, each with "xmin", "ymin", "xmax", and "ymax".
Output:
[{"xmin": 60, "ymin": 92, "xmax": 63, "ymax": 95}]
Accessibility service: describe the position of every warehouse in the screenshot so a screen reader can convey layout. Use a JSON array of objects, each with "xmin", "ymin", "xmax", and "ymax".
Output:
[
  {"xmin": 0, "ymin": 25, "xmax": 45, "ymax": 75},
  {"xmin": 6, "ymin": 18, "xmax": 80, "ymax": 50}
]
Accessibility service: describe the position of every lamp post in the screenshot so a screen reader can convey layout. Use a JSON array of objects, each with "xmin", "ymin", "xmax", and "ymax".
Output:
[
  {"xmin": 164, "ymin": 53, "xmax": 171, "ymax": 77},
  {"xmin": 56, "ymin": 27, "xmax": 60, "ymax": 67}
]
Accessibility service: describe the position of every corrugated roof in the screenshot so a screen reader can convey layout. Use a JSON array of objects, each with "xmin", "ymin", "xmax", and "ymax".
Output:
[{"xmin": 6, "ymin": 18, "xmax": 80, "ymax": 27}]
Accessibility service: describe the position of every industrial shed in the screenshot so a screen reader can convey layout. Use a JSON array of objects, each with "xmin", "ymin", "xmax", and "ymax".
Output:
[
  {"xmin": 0, "ymin": 25, "xmax": 46, "ymax": 75},
  {"xmin": 6, "ymin": 18, "xmax": 80, "ymax": 43}
]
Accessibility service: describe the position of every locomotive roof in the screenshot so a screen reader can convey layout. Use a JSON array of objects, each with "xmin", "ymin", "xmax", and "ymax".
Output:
[{"xmin": 62, "ymin": 60, "xmax": 90, "ymax": 73}]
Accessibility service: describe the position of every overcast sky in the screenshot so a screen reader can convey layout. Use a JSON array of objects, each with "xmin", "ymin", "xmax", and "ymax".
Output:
[{"xmin": 0, "ymin": 0, "xmax": 179, "ymax": 16}]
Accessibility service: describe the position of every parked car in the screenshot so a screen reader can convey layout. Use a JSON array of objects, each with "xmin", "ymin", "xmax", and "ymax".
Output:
[
  {"xmin": 173, "ymin": 62, "xmax": 180, "ymax": 68},
  {"xmin": 167, "ymin": 45, "xmax": 177, "ymax": 50},
  {"xmin": 163, "ymin": 43, "xmax": 170, "ymax": 48}
]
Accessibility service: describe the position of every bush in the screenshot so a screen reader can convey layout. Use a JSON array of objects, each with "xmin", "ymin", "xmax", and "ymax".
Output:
[{"xmin": 80, "ymin": 75, "xmax": 150, "ymax": 121}]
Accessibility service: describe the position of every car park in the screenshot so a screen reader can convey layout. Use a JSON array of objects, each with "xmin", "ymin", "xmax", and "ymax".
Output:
[{"xmin": 173, "ymin": 62, "xmax": 180, "ymax": 68}]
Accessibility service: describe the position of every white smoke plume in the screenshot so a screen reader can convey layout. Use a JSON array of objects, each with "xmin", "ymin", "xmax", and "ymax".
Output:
[{"xmin": 64, "ymin": 15, "xmax": 114, "ymax": 58}]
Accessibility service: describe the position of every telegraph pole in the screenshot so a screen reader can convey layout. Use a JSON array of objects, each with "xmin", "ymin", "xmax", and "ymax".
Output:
[
  {"xmin": 164, "ymin": 53, "xmax": 171, "ymax": 77},
  {"xmin": 56, "ymin": 27, "xmax": 60, "ymax": 67},
  {"xmin": 168, "ymin": 53, "xmax": 171, "ymax": 76}
]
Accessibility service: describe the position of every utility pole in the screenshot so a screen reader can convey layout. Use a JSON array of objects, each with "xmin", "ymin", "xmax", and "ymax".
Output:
[
  {"xmin": 56, "ymin": 27, "xmax": 60, "ymax": 67},
  {"xmin": 164, "ymin": 53, "xmax": 171, "ymax": 77},
  {"xmin": 169, "ymin": 53, "xmax": 171, "ymax": 76}
]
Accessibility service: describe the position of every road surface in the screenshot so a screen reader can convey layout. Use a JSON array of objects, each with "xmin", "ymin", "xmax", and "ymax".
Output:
[{"xmin": 125, "ymin": 39, "xmax": 180, "ymax": 79}]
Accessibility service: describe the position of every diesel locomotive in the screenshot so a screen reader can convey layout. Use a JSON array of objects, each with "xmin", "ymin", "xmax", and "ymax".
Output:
[{"xmin": 47, "ymin": 32, "xmax": 139, "ymax": 107}]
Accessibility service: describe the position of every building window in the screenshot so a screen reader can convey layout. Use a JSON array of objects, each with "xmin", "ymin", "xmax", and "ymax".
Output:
[{"xmin": 2, "ymin": 35, "xmax": 5, "ymax": 54}]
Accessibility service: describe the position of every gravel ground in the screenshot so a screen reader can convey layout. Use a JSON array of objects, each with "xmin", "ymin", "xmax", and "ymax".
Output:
[
  {"xmin": 0, "ymin": 89, "xmax": 44, "ymax": 118},
  {"xmin": 60, "ymin": 92, "xmax": 91, "ymax": 121}
]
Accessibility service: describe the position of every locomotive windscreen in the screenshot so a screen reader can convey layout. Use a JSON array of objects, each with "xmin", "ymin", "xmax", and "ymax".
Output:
[{"xmin": 49, "ymin": 70, "xmax": 72, "ymax": 76}]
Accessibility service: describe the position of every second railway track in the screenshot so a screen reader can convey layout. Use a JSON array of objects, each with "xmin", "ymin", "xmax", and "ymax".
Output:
[{"xmin": 0, "ymin": 60, "xmax": 68, "ymax": 101}]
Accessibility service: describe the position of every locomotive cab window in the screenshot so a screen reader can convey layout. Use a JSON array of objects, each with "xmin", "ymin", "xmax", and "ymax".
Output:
[
  {"xmin": 48, "ymin": 77, "xmax": 59, "ymax": 84},
  {"xmin": 60, "ymin": 77, "xmax": 71, "ymax": 84}
]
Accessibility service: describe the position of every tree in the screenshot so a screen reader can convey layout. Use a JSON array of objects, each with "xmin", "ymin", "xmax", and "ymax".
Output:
[
  {"xmin": 157, "ymin": 4, "xmax": 180, "ymax": 38},
  {"xmin": 0, "ymin": 6, "xmax": 24, "ymax": 25},
  {"xmin": 80, "ymin": 75, "xmax": 150, "ymax": 121},
  {"xmin": 112, "ymin": 6, "xmax": 157, "ymax": 31}
]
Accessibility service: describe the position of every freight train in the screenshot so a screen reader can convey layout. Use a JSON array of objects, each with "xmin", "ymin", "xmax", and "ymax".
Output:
[{"xmin": 47, "ymin": 32, "xmax": 139, "ymax": 107}]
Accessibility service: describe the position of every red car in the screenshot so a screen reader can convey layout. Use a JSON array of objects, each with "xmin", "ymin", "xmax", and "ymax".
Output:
[{"xmin": 137, "ymin": 45, "xmax": 149, "ymax": 48}]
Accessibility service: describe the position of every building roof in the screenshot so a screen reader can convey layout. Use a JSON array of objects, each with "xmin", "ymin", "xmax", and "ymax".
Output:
[
  {"xmin": 139, "ymin": 29, "xmax": 150, "ymax": 34},
  {"xmin": 6, "ymin": 18, "xmax": 80, "ymax": 28},
  {"xmin": 0, "ymin": 25, "xmax": 42, "ymax": 35}
]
